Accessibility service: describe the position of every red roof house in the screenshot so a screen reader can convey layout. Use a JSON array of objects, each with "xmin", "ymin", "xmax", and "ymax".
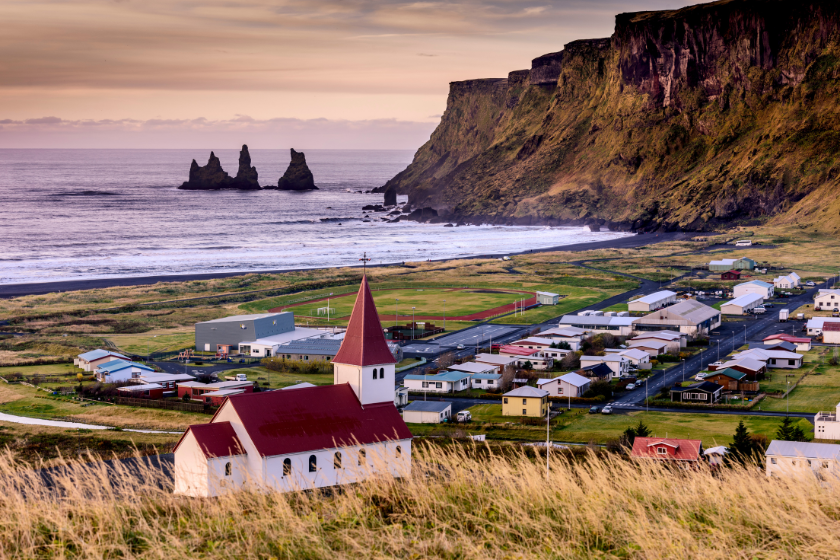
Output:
[
  {"xmin": 721, "ymin": 270, "xmax": 742, "ymax": 280},
  {"xmin": 498, "ymin": 345, "xmax": 540, "ymax": 356},
  {"xmin": 630, "ymin": 437, "xmax": 703, "ymax": 462}
]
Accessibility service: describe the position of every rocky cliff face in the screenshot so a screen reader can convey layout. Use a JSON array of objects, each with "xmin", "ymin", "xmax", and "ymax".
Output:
[
  {"xmin": 179, "ymin": 146, "xmax": 262, "ymax": 190},
  {"xmin": 274, "ymin": 149, "xmax": 317, "ymax": 190},
  {"xmin": 382, "ymin": 0, "xmax": 840, "ymax": 232}
]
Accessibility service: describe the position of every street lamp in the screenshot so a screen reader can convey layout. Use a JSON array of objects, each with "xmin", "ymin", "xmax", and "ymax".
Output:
[
  {"xmin": 681, "ymin": 358, "xmax": 686, "ymax": 383},
  {"xmin": 443, "ymin": 299, "xmax": 446, "ymax": 331},
  {"xmin": 395, "ymin": 299, "xmax": 399, "ymax": 329},
  {"xmin": 412, "ymin": 307, "xmax": 416, "ymax": 340}
]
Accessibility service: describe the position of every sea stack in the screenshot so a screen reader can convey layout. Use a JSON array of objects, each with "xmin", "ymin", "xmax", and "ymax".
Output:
[
  {"xmin": 383, "ymin": 185, "xmax": 397, "ymax": 206},
  {"xmin": 231, "ymin": 145, "xmax": 260, "ymax": 190},
  {"xmin": 276, "ymin": 149, "xmax": 317, "ymax": 190},
  {"xmin": 179, "ymin": 152, "xmax": 232, "ymax": 190}
]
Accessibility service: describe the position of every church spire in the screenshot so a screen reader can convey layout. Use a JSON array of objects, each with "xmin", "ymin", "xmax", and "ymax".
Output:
[{"xmin": 332, "ymin": 275, "xmax": 396, "ymax": 366}]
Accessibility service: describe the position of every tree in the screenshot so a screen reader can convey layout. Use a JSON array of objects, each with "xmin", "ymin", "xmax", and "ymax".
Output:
[
  {"xmin": 555, "ymin": 341, "xmax": 571, "ymax": 350},
  {"xmin": 621, "ymin": 420, "xmax": 651, "ymax": 448},
  {"xmin": 729, "ymin": 420, "xmax": 759, "ymax": 464},
  {"xmin": 776, "ymin": 416, "xmax": 796, "ymax": 441},
  {"xmin": 500, "ymin": 364, "xmax": 516, "ymax": 391},
  {"xmin": 437, "ymin": 351, "xmax": 455, "ymax": 369},
  {"xmin": 791, "ymin": 425, "xmax": 809, "ymax": 442},
  {"xmin": 522, "ymin": 360, "xmax": 533, "ymax": 371}
]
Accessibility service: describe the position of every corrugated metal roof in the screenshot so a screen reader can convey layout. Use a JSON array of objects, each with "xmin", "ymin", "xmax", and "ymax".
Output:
[
  {"xmin": 709, "ymin": 368, "xmax": 746, "ymax": 381},
  {"xmin": 448, "ymin": 362, "xmax": 496, "ymax": 374},
  {"xmin": 504, "ymin": 386, "xmax": 549, "ymax": 398},
  {"xmin": 559, "ymin": 372, "xmax": 590, "ymax": 387},
  {"xmin": 649, "ymin": 299, "xmax": 719, "ymax": 324},
  {"xmin": 404, "ymin": 401, "xmax": 451, "ymax": 413},
  {"xmin": 738, "ymin": 280, "xmax": 773, "ymax": 288},
  {"xmin": 474, "ymin": 353, "xmax": 517, "ymax": 365},
  {"xmin": 722, "ymin": 293, "xmax": 764, "ymax": 308},
  {"xmin": 581, "ymin": 355, "xmax": 627, "ymax": 363},
  {"xmin": 631, "ymin": 290, "xmax": 677, "ymax": 305},
  {"xmin": 629, "ymin": 330, "xmax": 683, "ymax": 341},
  {"xmin": 631, "ymin": 437, "xmax": 702, "ymax": 461},
  {"xmin": 276, "ymin": 338, "xmax": 343, "ymax": 354},
  {"xmin": 333, "ymin": 276, "xmax": 397, "ymax": 367},
  {"xmin": 78, "ymin": 349, "xmax": 127, "ymax": 361},
  {"xmin": 766, "ymin": 440, "xmax": 840, "ymax": 460},
  {"xmin": 201, "ymin": 313, "xmax": 287, "ymax": 323},
  {"xmin": 559, "ymin": 315, "xmax": 635, "ymax": 327},
  {"xmin": 405, "ymin": 370, "xmax": 472, "ymax": 382}
]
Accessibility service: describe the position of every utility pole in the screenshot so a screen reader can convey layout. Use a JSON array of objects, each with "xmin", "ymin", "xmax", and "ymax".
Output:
[
  {"xmin": 443, "ymin": 299, "xmax": 446, "ymax": 331},
  {"xmin": 682, "ymin": 358, "xmax": 685, "ymax": 383},
  {"xmin": 412, "ymin": 307, "xmax": 416, "ymax": 340},
  {"xmin": 546, "ymin": 402, "xmax": 550, "ymax": 480},
  {"xmin": 327, "ymin": 293, "xmax": 333, "ymax": 322},
  {"xmin": 395, "ymin": 299, "xmax": 399, "ymax": 328}
]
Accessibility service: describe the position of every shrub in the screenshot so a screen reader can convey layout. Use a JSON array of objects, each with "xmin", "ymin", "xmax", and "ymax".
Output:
[{"xmin": 261, "ymin": 357, "xmax": 332, "ymax": 375}]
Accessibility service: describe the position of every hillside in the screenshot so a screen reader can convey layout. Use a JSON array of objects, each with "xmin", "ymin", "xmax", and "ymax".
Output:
[{"xmin": 380, "ymin": 0, "xmax": 840, "ymax": 233}]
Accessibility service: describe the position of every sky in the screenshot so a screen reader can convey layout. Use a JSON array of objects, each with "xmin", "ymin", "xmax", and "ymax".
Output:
[{"xmin": 0, "ymin": 0, "xmax": 700, "ymax": 149}]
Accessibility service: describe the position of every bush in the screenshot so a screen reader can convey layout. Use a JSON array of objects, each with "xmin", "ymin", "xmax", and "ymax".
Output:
[
  {"xmin": 658, "ymin": 354, "xmax": 678, "ymax": 363},
  {"xmin": 261, "ymin": 357, "xmax": 332, "ymax": 375}
]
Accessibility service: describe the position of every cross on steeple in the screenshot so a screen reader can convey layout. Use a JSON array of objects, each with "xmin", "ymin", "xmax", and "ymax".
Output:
[{"xmin": 360, "ymin": 252, "xmax": 371, "ymax": 273}]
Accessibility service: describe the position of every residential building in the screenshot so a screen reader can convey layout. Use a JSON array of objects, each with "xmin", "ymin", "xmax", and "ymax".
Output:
[
  {"xmin": 177, "ymin": 380, "xmax": 255, "ymax": 404},
  {"xmin": 702, "ymin": 368, "xmax": 759, "ymax": 392},
  {"xmin": 627, "ymin": 339, "xmax": 668, "ymax": 357},
  {"xmin": 509, "ymin": 337, "xmax": 571, "ymax": 360},
  {"xmin": 274, "ymin": 338, "xmax": 342, "ymax": 362},
  {"xmin": 75, "ymin": 349, "xmax": 129, "ymax": 372},
  {"xmin": 721, "ymin": 293, "xmax": 764, "ymax": 315},
  {"xmin": 709, "ymin": 357, "xmax": 766, "ymax": 380},
  {"xmin": 669, "ymin": 381, "xmax": 722, "ymax": 404},
  {"xmin": 536, "ymin": 291, "xmax": 560, "ymax": 305},
  {"xmin": 733, "ymin": 280, "xmax": 774, "ymax": 300},
  {"xmin": 773, "ymin": 274, "xmax": 799, "ymax": 290},
  {"xmin": 536, "ymin": 372, "xmax": 590, "ymax": 397},
  {"xmin": 473, "ymin": 353, "xmax": 518, "ymax": 373},
  {"xmin": 402, "ymin": 401, "xmax": 451, "ymax": 424},
  {"xmin": 617, "ymin": 348, "xmax": 651, "ymax": 366},
  {"xmin": 195, "ymin": 313, "xmax": 295, "ymax": 353},
  {"xmin": 733, "ymin": 348, "xmax": 803, "ymax": 369},
  {"xmin": 448, "ymin": 362, "xmax": 497, "ymax": 376},
  {"xmin": 822, "ymin": 322, "xmax": 840, "ymax": 344},
  {"xmin": 469, "ymin": 372, "xmax": 502, "ymax": 389},
  {"xmin": 94, "ymin": 359, "xmax": 154, "ymax": 383},
  {"xmin": 133, "ymin": 372, "xmax": 193, "ymax": 392},
  {"xmin": 497, "ymin": 346, "xmax": 554, "ymax": 370},
  {"xmin": 556, "ymin": 314, "xmax": 636, "ymax": 336},
  {"xmin": 116, "ymin": 383, "xmax": 166, "ymax": 399},
  {"xmin": 394, "ymin": 387, "xmax": 409, "ymax": 408},
  {"xmin": 628, "ymin": 330, "xmax": 686, "ymax": 353},
  {"xmin": 720, "ymin": 270, "xmax": 742, "ymax": 281},
  {"xmin": 708, "ymin": 258, "xmax": 756, "ymax": 272},
  {"xmin": 403, "ymin": 371, "xmax": 472, "ymax": 393},
  {"xmin": 535, "ymin": 327, "xmax": 587, "ymax": 350},
  {"xmin": 703, "ymin": 446, "xmax": 728, "ymax": 466},
  {"xmin": 758, "ymin": 340, "xmax": 798, "ymax": 353},
  {"xmin": 627, "ymin": 290, "xmax": 677, "ymax": 313},
  {"xmin": 814, "ymin": 289, "xmax": 840, "ymax": 311},
  {"xmin": 502, "ymin": 386, "xmax": 549, "ymax": 417},
  {"xmin": 765, "ymin": 440, "xmax": 840, "ymax": 479},
  {"xmin": 579, "ymin": 355, "xmax": 630, "ymax": 378},
  {"xmin": 763, "ymin": 334, "xmax": 812, "ymax": 352},
  {"xmin": 815, "ymin": 402, "xmax": 840, "ymax": 440},
  {"xmin": 806, "ymin": 317, "xmax": 840, "ymax": 336},
  {"xmin": 576, "ymin": 363, "xmax": 613, "ymax": 381},
  {"xmin": 631, "ymin": 437, "xmax": 703, "ymax": 463},
  {"xmin": 632, "ymin": 299, "xmax": 721, "ymax": 336},
  {"xmin": 174, "ymin": 275, "xmax": 412, "ymax": 498}
]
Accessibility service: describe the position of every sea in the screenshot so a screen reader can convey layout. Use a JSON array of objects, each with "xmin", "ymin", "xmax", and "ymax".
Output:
[{"xmin": 0, "ymin": 149, "xmax": 629, "ymax": 286}]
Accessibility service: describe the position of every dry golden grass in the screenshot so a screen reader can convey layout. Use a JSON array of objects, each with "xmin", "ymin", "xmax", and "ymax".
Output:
[{"xmin": 1, "ymin": 443, "xmax": 839, "ymax": 558}]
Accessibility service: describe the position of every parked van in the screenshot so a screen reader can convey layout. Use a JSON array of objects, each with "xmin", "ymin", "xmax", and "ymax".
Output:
[
  {"xmin": 456, "ymin": 411, "xmax": 472, "ymax": 423},
  {"xmin": 753, "ymin": 307, "xmax": 766, "ymax": 314},
  {"xmin": 735, "ymin": 240, "xmax": 752, "ymax": 247}
]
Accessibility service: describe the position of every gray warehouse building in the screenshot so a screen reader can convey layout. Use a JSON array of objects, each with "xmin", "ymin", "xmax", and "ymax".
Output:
[{"xmin": 195, "ymin": 313, "xmax": 295, "ymax": 352}]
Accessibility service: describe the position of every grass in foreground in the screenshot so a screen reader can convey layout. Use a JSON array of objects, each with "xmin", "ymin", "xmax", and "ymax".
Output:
[{"xmin": 3, "ymin": 442, "xmax": 840, "ymax": 558}]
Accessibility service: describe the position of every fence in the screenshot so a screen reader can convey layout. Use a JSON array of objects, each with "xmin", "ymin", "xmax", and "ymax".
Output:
[{"xmin": 115, "ymin": 397, "xmax": 209, "ymax": 414}]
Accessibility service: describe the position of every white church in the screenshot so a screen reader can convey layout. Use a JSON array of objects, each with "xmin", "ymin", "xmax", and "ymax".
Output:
[{"xmin": 173, "ymin": 276, "xmax": 413, "ymax": 497}]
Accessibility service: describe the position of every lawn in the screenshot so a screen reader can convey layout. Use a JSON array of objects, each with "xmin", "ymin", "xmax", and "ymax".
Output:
[
  {"xmin": 760, "ymin": 349, "xmax": 840, "ymax": 412},
  {"xmin": 0, "ymin": 363, "xmax": 79, "ymax": 377},
  {"xmin": 223, "ymin": 366, "xmax": 334, "ymax": 389},
  {"xmin": 106, "ymin": 329, "xmax": 195, "ymax": 354},
  {"xmin": 491, "ymin": 286, "xmax": 622, "ymax": 325}
]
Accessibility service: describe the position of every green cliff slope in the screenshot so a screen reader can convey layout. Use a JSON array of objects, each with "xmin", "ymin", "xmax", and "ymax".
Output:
[{"xmin": 382, "ymin": 0, "xmax": 840, "ymax": 232}]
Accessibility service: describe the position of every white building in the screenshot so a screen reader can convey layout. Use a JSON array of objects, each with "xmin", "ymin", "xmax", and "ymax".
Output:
[
  {"xmin": 473, "ymin": 353, "xmax": 518, "ymax": 373},
  {"xmin": 402, "ymin": 401, "xmax": 451, "ymax": 424},
  {"xmin": 815, "ymin": 402, "xmax": 840, "ymax": 440},
  {"xmin": 579, "ymin": 355, "xmax": 630, "ymax": 378},
  {"xmin": 238, "ymin": 327, "xmax": 329, "ymax": 358},
  {"xmin": 627, "ymin": 290, "xmax": 677, "ymax": 313},
  {"xmin": 557, "ymin": 314, "xmax": 636, "ymax": 336},
  {"xmin": 721, "ymin": 293, "xmax": 765, "ymax": 315},
  {"xmin": 732, "ymin": 348, "xmax": 803, "ymax": 369},
  {"xmin": 631, "ymin": 299, "xmax": 721, "ymax": 336},
  {"xmin": 773, "ymin": 275, "xmax": 798, "ymax": 290},
  {"xmin": 814, "ymin": 289, "xmax": 840, "ymax": 311},
  {"xmin": 447, "ymin": 362, "xmax": 497, "ymax": 376},
  {"xmin": 535, "ymin": 327, "xmax": 587, "ymax": 351},
  {"xmin": 509, "ymin": 337, "xmax": 570, "ymax": 360},
  {"xmin": 536, "ymin": 372, "xmax": 591, "ymax": 397},
  {"xmin": 766, "ymin": 440, "xmax": 840, "ymax": 479},
  {"xmin": 536, "ymin": 291, "xmax": 560, "ymax": 305},
  {"xmin": 617, "ymin": 348, "xmax": 651, "ymax": 366},
  {"xmin": 174, "ymin": 276, "xmax": 411, "ymax": 498},
  {"xmin": 75, "ymin": 349, "xmax": 129, "ymax": 372},
  {"xmin": 94, "ymin": 359, "xmax": 154, "ymax": 383},
  {"xmin": 806, "ymin": 317, "xmax": 840, "ymax": 336},
  {"xmin": 497, "ymin": 346, "xmax": 554, "ymax": 370},
  {"xmin": 469, "ymin": 372, "xmax": 502, "ymax": 389},
  {"xmin": 733, "ymin": 280, "xmax": 774, "ymax": 300},
  {"xmin": 627, "ymin": 330, "xmax": 685, "ymax": 354},
  {"xmin": 403, "ymin": 370, "xmax": 472, "ymax": 393},
  {"xmin": 627, "ymin": 339, "xmax": 669, "ymax": 356}
]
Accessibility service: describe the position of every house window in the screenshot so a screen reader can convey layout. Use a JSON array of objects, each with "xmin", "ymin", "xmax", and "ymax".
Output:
[
  {"xmin": 334, "ymin": 452, "xmax": 342, "ymax": 469},
  {"xmin": 476, "ymin": 379, "xmax": 482, "ymax": 385},
  {"xmin": 559, "ymin": 388, "xmax": 564, "ymax": 395},
  {"xmin": 396, "ymin": 445, "xmax": 402, "ymax": 458},
  {"xmin": 283, "ymin": 458, "xmax": 292, "ymax": 476},
  {"xmin": 522, "ymin": 399, "xmax": 527, "ymax": 405},
  {"xmin": 503, "ymin": 398, "xmax": 508, "ymax": 404},
  {"xmin": 808, "ymin": 460, "xmax": 813, "ymax": 467},
  {"xmin": 657, "ymin": 447, "xmax": 667, "ymax": 454},
  {"xmin": 771, "ymin": 458, "xmax": 777, "ymax": 464},
  {"xmin": 422, "ymin": 382, "xmax": 428, "ymax": 388},
  {"xmin": 225, "ymin": 462, "xmax": 232, "ymax": 476},
  {"xmin": 304, "ymin": 356, "xmax": 309, "ymax": 361},
  {"xmin": 358, "ymin": 449, "xmax": 366, "ymax": 466},
  {"xmin": 523, "ymin": 409, "xmax": 527, "ymax": 415},
  {"xmin": 789, "ymin": 360, "xmax": 796, "ymax": 366},
  {"xmin": 436, "ymin": 382, "xmax": 442, "ymax": 388},
  {"xmin": 373, "ymin": 368, "xmax": 378, "ymax": 379},
  {"xmin": 309, "ymin": 455, "xmax": 317, "ymax": 472}
]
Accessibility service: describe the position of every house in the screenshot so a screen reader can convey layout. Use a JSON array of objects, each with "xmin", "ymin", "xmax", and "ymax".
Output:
[
  {"xmin": 632, "ymin": 299, "xmax": 721, "ymax": 336},
  {"xmin": 473, "ymin": 353, "xmax": 518, "ymax": 373},
  {"xmin": 627, "ymin": 339, "xmax": 669, "ymax": 357},
  {"xmin": 806, "ymin": 317, "xmax": 840, "ymax": 336},
  {"xmin": 502, "ymin": 386, "xmax": 549, "ymax": 417},
  {"xmin": 773, "ymin": 274, "xmax": 799, "ymax": 290},
  {"xmin": 669, "ymin": 381, "xmax": 722, "ymax": 404},
  {"xmin": 116, "ymin": 383, "xmax": 166, "ymax": 399},
  {"xmin": 576, "ymin": 363, "xmax": 614, "ymax": 381},
  {"xmin": 721, "ymin": 293, "xmax": 764, "ymax": 315},
  {"xmin": 617, "ymin": 348, "xmax": 651, "ymax": 366},
  {"xmin": 536, "ymin": 291, "xmax": 560, "ymax": 305},
  {"xmin": 94, "ymin": 359, "xmax": 154, "ymax": 383},
  {"xmin": 763, "ymin": 334, "xmax": 812, "ymax": 352},
  {"xmin": 733, "ymin": 280, "xmax": 774, "ymax": 300},
  {"xmin": 177, "ymin": 380, "xmax": 255, "ymax": 404},
  {"xmin": 403, "ymin": 371, "xmax": 472, "ymax": 393},
  {"xmin": 815, "ymin": 402, "xmax": 840, "ymax": 440},
  {"xmin": 732, "ymin": 348, "xmax": 803, "ymax": 369},
  {"xmin": 756, "ymin": 340, "xmax": 798, "ymax": 353},
  {"xmin": 448, "ymin": 362, "xmax": 497, "ymax": 376},
  {"xmin": 627, "ymin": 290, "xmax": 677, "ymax": 313},
  {"xmin": 710, "ymin": 357, "xmax": 766, "ymax": 380},
  {"xmin": 702, "ymin": 368, "xmax": 759, "ymax": 392},
  {"xmin": 557, "ymin": 314, "xmax": 636, "ymax": 336},
  {"xmin": 631, "ymin": 437, "xmax": 703, "ymax": 463},
  {"xmin": 822, "ymin": 322, "xmax": 840, "ymax": 344},
  {"xmin": 703, "ymin": 446, "xmax": 728, "ymax": 466},
  {"xmin": 174, "ymin": 275, "xmax": 412, "ymax": 498},
  {"xmin": 814, "ymin": 289, "xmax": 840, "ymax": 311},
  {"xmin": 536, "ymin": 372, "xmax": 590, "ymax": 398},
  {"xmin": 627, "ymin": 330, "xmax": 686, "ymax": 354},
  {"xmin": 401, "ymin": 401, "xmax": 451, "ymax": 424},
  {"xmin": 134, "ymin": 372, "xmax": 194, "ymax": 392},
  {"xmin": 509, "ymin": 337, "xmax": 571, "ymax": 360},
  {"xmin": 75, "ymin": 349, "xmax": 129, "ymax": 372},
  {"xmin": 536, "ymin": 327, "xmax": 587, "ymax": 350},
  {"xmin": 708, "ymin": 257, "xmax": 756, "ymax": 272},
  {"xmin": 579, "ymin": 355, "xmax": 630, "ymax": 378},
  {"xmin": 274, "ymin": 338, "xmax": 342, "ymax": 362},
  {"xmin": 469, "ymin": 372, "xmax": 502, "ymax": 389},
  {"xmin": 497, "ymin": 346, "xmax": 553, "ymax": 370},
  {"xmin": 765, "ymin": 440, "xmax": 840, "ymax": 479},
  {"xmin": 195, "ymin": 312, "xmax": 295, "ymax": 353},
  {"xmin": 721, "ymin": 270, "xmax": 742, "ymax": 281},
  {"xmin": 394, "ymin": 386, "xmax": 409, "ymax": 408}
]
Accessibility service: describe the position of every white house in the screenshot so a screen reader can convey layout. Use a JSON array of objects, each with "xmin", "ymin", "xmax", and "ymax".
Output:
[
  {"xmin": 403, "ymin": 370, "xmax": 472, "ymax": 393},
  {"xmin": 627, "ymin": 290, "xmax": 677, "ymax": 313},
  {"xmin": 720, "ymin": 293, "xmax": 765, "ymax": 315},
  {"xmin": 402, "ymin": 401, "xmax": 451, "ymax": 424},
  {"xmin": 447, "ymin": 362, "xmax": 497, "ymax": 376},
  {"xmin": 763, "ymin": 334, "xmax": 812, "ymax": 352},
  {"xmin": 473, "ymin": 353, "xmax": 518, "ymax": 373},
  {"xmin": 536, "ymin": 372, "xmax": 591, "ymax": 397},
  {"xmin": 815, "ymin": 402, "xmax": 840, "ymax": 440},
  {"xmin": 766, "ymin": 440, "xmax": 840, "ymax": 479},
  {"xmin": 75, "ymin": 349, "xmax": 129, "ymax": 372},
  {"xmin": 579, "ymin": 355, "xmax": 630, "ymax": 378},
  {"xmin": 627, "ymin": 330, "xmax": 685, "ymax": 354},
  {"xmin": 733, "ymin": 280, "xmax": 774, "ymax": 300},
  {"xmin": 627, "ymin": 339, "xmax": 669, "ymax": 357},
  {"xmin": 535, "ymin": 327, "xmax": 587, "ymax": 351},
  {"xmin": 814, "ymin": 289, "xmax": 840, "ymax": 311},
  {"xmin": 94, "ymin": 359, "xmax": 154, "ymax": 383},
  {"xmin": 469, "ymin": 372, "xmax": 502, "ymax": 389},
  {"xmin": 732, "ymin": 348, "xmax": 803, "ymax": 369},
  {"xmin": 174, "ymin": 276, "xmax": 412, "ymax": 498},
  {"xmin": 806, "ymin": 317, "xmax": 840, "ymax": 336},
  {"xmin": 617, "ymin": 348, "xmax": 651, "ymax": 366},
  {"xmin": 497, "ymin": 346, "xmax": 554, "ymax": 370},
  {"xmin": 773, "ymin": 274, "xmax": 799, "ymax": 290},
  {"xmin": 631, "ymin": 300, "xmax": 721, "ymax": 336}
]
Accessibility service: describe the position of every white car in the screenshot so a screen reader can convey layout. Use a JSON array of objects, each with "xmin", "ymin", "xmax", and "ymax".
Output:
[
  {"xmin": 806, "ymin": 281, "xmax": 816, "ymax": 287},
  {"xmin": 625, "ymin": 383, "xmax": 636, "ymax": 390},
  {"xmin": 601, "ymin": 406, "xmax": 613, "ymax": 414},
  {"xmin": 456, "ymin": 344, "xmax": 464, "ymax": 349}
]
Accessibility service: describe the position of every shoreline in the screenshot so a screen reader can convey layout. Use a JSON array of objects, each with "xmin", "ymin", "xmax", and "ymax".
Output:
[{"xmin": 0, "ymin": 231, "xmax": 697, "ymax": 298}]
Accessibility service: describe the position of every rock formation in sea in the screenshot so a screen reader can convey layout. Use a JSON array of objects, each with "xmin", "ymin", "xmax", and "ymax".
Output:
[
  {"xmin": 179, "ymin": 146, "xmax": 262, "ymax": 190},
  {"xmin": 231, "ymin": 145, "xmax": 260, "ymax": 189},
  {"xmin": 383, "ymin": 185, "xmax": 397, "ymax": 206},
  {"xmin": 275, "ymin": 149, "xmax": 317, "ymax": 190}
]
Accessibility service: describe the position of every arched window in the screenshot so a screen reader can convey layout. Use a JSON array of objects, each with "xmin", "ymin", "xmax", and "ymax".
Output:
[
  {"xmin": 225, "ymin": 462, "xmax": 232, "ymax": 476},
  {"xmin": 358, "ymin": 449, "xmax": 366, "ymax": 466},
  {"xmin": 283, "ymin": 458, "xmax": 291, "ymax": 476},
  {"xmin": 372, "ymin": 368, "xmax": 378, "ymax": 379},
  {"xmin": 395, "ymin": 445, "xmax": 402, "ymax": 458},
  {"xmin": 334, "ymin": 452, "xmax": 342, "ymax": 469},
  {"xmin": 309, "ymin": 455, "xmax": 317, "ymax": 472}
]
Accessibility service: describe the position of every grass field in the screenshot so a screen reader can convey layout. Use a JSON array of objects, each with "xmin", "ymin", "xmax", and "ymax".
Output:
[
  {"xmin": 0, "ymin": 363, "xmax": 79, "ymax": 377},
  {"xmin": 223, "ymin": 367, "xmax": 334, "ymax": 389},
  {"xmin": 106, "ymin": 329, "xmax": 195, "ymax": 354},
  {"xmin": 759, "ymin": 349, "xmax": 840, "ymax": 413},
  {"xmin": 491, "ymin": 285, "xmax": 621, "ymax": 324}
]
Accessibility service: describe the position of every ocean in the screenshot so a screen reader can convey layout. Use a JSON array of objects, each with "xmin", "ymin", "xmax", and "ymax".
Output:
[{"xmin": 0, "ymin": 149, "xmax": 629, "ymax": 285}]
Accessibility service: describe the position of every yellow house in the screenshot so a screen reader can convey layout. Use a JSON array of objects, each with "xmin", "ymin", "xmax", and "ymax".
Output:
[{"xmin": 502, "ymin": 386, "xmax": 549, "ymax": 417}]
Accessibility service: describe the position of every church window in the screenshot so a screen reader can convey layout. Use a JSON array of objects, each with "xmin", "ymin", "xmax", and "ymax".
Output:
[
  {"xmin": 309, "ymin": 455, "xmax": 317, "ymax": 472},
  {"xmin": 283, "ymin": 458, "xmax": 292, "ymax": 476}
]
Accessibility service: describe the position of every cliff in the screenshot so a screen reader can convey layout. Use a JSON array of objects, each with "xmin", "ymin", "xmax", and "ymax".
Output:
[{"xmin": 382, "ymin": 0, "xmax": 840, "ymax": 232}]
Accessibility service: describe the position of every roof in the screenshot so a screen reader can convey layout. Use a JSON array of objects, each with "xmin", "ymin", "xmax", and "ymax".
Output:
[
  {"xmin": 722, "ymin": 293, "xmax": 765, "ymax": 309},
  {"xmin": 176, "ymin": 421, "xmax": 245, "ymax": 458},
  {"xmin": 722, "ymin": 270, "xmax": 741, "ymax": 275},
  {"xmin": 470, "ymin": 373, "xmax": 502, "ymax": 380},
  {"xmin": 276, "ymin": 338, "xmax": 342, "ymax": 354},
  {"xmin": 207, "ymin": 389, "xmax": 247, "ymax": 398},
  {"xmin": 559, "ymin": 372, "xmax": 590, "ymax": 387},
  {"xmin": 670, "ymin": 381, "xmax": 723, "ymax": 393},
  {"xmin": 78, "ymin": 349, "xmax": 128, "ymax": 361},
  {"xmin": 631, "ymin": 437, "xmax": 702, "ymax": 461},
  {"xmin": 473, "ymin": 353, "xmax": 517, "ymax": 366},
  {"xmin": 631, "ymin": 290, "xmax": 677, "ymax": 304},
  {"xmin": 332, "ymin": 276, "xmax": 396, "ymax": 367},
  {"xmin": 97, "ymin": 360, "xmax": 153, "ymax": 373},
  {"xmin": 504, "ymin": 386, "xmax": 549, "ymax": 398},
  {"xmin": 766, "ymin": 440, "xmax": 840, "ymax": 460},
  {"xmin": 704, "ymin": 446, "xmax": 728, "ymax": 456},
  {"xmin": 754, "ymin": 340, "xmax": 797, "ymax": 352},
  {"xmin": 580, "ymin": 355, "xmax": 627, "ymax": 363},
  {"xmin": 578, "ymin": 363, "xmax": 613, "ymax": 377},
  {"xmin": 219, "ymin": 384, "xmax": 411, "ymax": 457},
  {"xmin": 708, "ymin": 368, "xmax": 746, "ymax": 381},
  {"xmin": 137, "ymin": 372, "xmax": 195, "ymax": 383},
  {"xmin": 558, "ymin": 315, "xmax": 635, "ymax": 327},
  {"xmin": 536, "ymin": 291, "xmax": 559, "ymax": 297},
  {"xmin": 630, "ymin": 330, "xmax": 683, "ymax": 341},
  {"xmin": 117, "ymin": 383, "xmax": 164, "ymax": 392},
  {"xmin": 816, "ymin": 289, "xmax": 840, "ymax": 297},
  {"xmin": 628, "ymin": 340, "xmax": 668, "ymax": 350},
  {"xmin": 651, "ymin": 299, "xmax": 719, "ymax": 324},
  {"xmin": 540, "ymin": 327, "xmax": 587, "ymax": 337},
  {"xmin": 403, "ymin": 401, "xmax": 451, "ymax": 413},
  {"xmin": 498, "ymin": 345, "xmax": 540, "ymax": 356},
  {"xmin": 177, "ymin": 380, "xmax": 253, "ymax": 389},
  {"xmin": 282, "ymin": 382, "xmax": 317, "ymax": 390},
  {"xmin": 734, "ymin": 348, "xmax": 802, "ymax": 361},
  {"xmin": 824, "ymin": 322, "xmax": 840, "ymax": 332},
  {"xmin": 807, "ymin": 317, "xmax": 840, "ymax": 330},
  {"xmin": 719, "ymin": 357, "xmax": 765, "ymax": 372},
  {"xmin": 447, "ymin": 362, "xmax": 496, "ymax": 374},
  {"xmin": 737, "ymin": 280, "xmax": 773, "ymax": 289},
  {"xmin": 512, "ymin": 337, "xmax": 555, "ymax": 346},
  {"xmin": 709, "ymin": 258, "xmax": 737, "ymax": 266},
  {"xmin": 619, "ymin": 349, "xmax": 650, "ymax": 360},
  {"xmin": 244, "ymin": 327, "xmax": 325, "ymax": 347},
  {"xmin": 763, "ymin": 334, "xmax": 811, "ymax": 343},
  {"xmin": 404, "ymin": 370, "xmax": 472, "ymax": 382},
  {"xmin": 201, "ymin": 313, "xmax": 285, "ymax": 323}
]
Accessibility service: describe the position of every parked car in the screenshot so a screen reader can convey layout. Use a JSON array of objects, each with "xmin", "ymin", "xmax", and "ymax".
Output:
[
  {"xmin": 456, "ymin": 344, "xmax": 464, "ymax": 349},
  {"xmin": 764, "ymin": 302, "xmax": 774, "ymax": 308},
  {"xmin": 589, "ymin": 405, "xmax": 602, "ymax": 414},
  {"xmin": 456, "ymin": 411, "xmax": 472, "ymax": 423},
  {"xmin": 601, "ymin": 406, "xmax": 613, "ymax": 414},
  {"xmin": 806, "ymin": 281, "xmax": 816, "ymax": 287},
  {"xmin": 625, "ymin": 383, "xmax": 636, "ymax": 390}
]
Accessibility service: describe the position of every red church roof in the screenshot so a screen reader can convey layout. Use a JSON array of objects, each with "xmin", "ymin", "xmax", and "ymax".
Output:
[
  {"xmin": 220, "ymin": 384, "xmax": 411, "ymax": 457},
  {"xmin": 174, "ymin": 421, "xmax": 244, "ymax": 458},
  {"xmin": 333, "ymin": 276, "xmax": 396, "ymax": 366},
  {"xmin": 631, "ymin": 437, "xmax": 702, "ymax": 461}
]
